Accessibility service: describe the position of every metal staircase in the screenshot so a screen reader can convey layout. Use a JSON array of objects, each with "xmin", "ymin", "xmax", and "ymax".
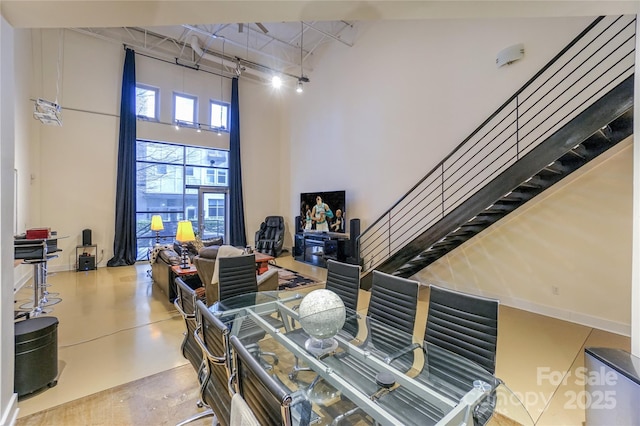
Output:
[
  {"xmin": 358, "ymin": 15, "xmax": 636, "ymax": 287},
  {"xmin": 391, "ymin": 82, "xmax": 633, "ymax": 278}
]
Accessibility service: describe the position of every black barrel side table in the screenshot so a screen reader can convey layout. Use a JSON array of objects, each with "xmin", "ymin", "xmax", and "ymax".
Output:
[{"xmin": 14, "ymin": 316, "xmax": 59, "ymax": 397}]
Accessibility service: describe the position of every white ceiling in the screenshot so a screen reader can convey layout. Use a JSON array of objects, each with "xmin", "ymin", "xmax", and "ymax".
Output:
[{"xmin": 2, "ymin": 1, "xmax": 637, "ymax": 84}]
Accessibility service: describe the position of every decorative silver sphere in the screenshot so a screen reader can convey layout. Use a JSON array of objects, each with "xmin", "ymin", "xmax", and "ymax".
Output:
[{"xmin": 298, "ymin": 289, "xmax": 346, "ymax": 342}]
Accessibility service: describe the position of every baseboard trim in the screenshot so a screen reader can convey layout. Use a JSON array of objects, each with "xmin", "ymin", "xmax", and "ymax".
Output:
[
  {"xmin": 441, "ymin": 283, "xmax": 630, "ymax": 337},
  {"xmin": 0, "ymin": 393, "xmax": 19, "ymax": 426},
  {"xmin": 501, "ymin": 296, "xmax": 631, "ymax": 337}
]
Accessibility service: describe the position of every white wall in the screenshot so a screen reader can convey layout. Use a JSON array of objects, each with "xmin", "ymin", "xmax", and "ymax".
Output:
[
  {"xmin": 416, "ymin": 140, "xmax": 634, "ymax": 335},
  {"xmin": 286, "ymin": 16, "xmax": 593, "ymax": 229},
  {"xmin": 283, "ymin": 15, "xmax": 638, "ymax": 332},
  {"xmin": 27, "ymin": 29, "xmax": 285, "ymax": 270},
  {"xmin": 0, "ymin": 15, "xmax": 19, "ymax": 426},
  {"xmin": 10, "ymin": 28, "xmax": 32, "ymax": 290}
]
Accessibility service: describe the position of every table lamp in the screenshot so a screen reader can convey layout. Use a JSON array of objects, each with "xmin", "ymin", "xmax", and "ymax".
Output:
[
  {"xmin": 175, "ymin": 220, "xmax": 195, "ymax": 269},
  {"xmin": 150, "ymin": 215, "xmax": 164, "ymax": 245}
]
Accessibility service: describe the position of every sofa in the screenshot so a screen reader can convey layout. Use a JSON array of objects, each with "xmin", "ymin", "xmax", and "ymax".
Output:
[
  {"xmin": 151, "ymin": 247, "xmax": 185, "ymax": 301},
  {"xmin": 151, "ymin": 237, "xmax": 223, "ymax": 301}
]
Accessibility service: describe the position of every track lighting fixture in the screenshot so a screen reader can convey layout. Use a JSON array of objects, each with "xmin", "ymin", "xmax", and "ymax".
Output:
[
  {"xmin": 297, "ymin": 80, "xmax": 303, "ymax": 93},
  {"xmin": 271, "ymin": 75, "xmax": 282, "ymax": 88}
]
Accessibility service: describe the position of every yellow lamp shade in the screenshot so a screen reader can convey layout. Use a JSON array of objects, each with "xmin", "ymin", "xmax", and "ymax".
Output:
[
  {"xmin": 175, "ymin": 220, "xmax": 195, "ymax": 243},
  {"xmin": 150, "ymin": 215, "xmax": 164, "ymax": 231}
]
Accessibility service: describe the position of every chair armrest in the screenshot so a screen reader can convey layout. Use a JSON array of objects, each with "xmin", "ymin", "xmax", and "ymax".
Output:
[
  {"xmin": 383, "ymin": 343, "xmax": 421, "ymax": 365},
  {"xmin": 257, "ymin": 268, "xmax": 279, "ymax": 291},
  {"xmin": 229, "ymin": 372, "xmax": 237, "ymax": 396},
  {"xmin": 173, "ymin": 297, "xmax": 194, "ymax": 319}
]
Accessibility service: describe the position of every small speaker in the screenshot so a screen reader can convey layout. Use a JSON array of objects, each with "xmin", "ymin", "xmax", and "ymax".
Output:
[
  {"xmin": 348, "ymin": 218, "xmax": 360, "ymax": 263},
  {"xmin": 78, "ymin": 255, "xmax": 96, "ymax": 271},
  {"xmin": 294, "ymin": 234, "xmax": 304, "ymax": 257},
  {"xmin": 82, "ymin": 229, "xmax": 92, "ymax": 246},
  {"xmin": 295, "ymin": 216, "xmax": 302, "ymax": 233}
]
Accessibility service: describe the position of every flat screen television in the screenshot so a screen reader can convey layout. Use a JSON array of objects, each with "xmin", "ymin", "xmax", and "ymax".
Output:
[{"xmin": 300, "ymin": 190, "xmax": 346, "ymax": 233}]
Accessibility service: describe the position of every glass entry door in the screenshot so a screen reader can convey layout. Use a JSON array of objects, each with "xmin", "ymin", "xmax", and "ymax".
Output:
[{"xmin": 198, "ymin": 187, "xmax": 228, "ymax": 242}]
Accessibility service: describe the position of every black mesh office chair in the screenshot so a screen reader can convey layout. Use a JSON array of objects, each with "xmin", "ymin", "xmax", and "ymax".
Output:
[
  {"xmin": 364, "ymin": 270, "xmax": 420, "ymax": 368},
  {"xmin": 329, "ymin": 271, "xmax": 421, "ymax": 425},
  {"xmin": 230, "ymin": 335, "xmax": 313, "ymax": 426},
  {"xmin": 174, "ymin": 278, "xmax": 213, "ymax": 425},
  {"xmin": 325, "ymin": 260, "xmax": 360, "ymax": 310},
  {"xmin": 217, "ymin": 253, "xmax": 278, "ymax": 301},
  {"xmin": 216, "ymin": 254, "xmax": 282, "ymax": 367},
  {"xmin": 191, "ymin": 299, "xmax": 234, "ymax": 426},
  {"xmin": 374, "ymin": 284, "xmax": 500, "ymax": 426},
  {"xmin": 422, "ymin": 284, "xmax": 499, "ymax": 425}
]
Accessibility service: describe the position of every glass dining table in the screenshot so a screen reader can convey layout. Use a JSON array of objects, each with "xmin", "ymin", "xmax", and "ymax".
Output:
[{"xmin": 209, "ymin": 290, "xmax": 533, "ymax": 426}]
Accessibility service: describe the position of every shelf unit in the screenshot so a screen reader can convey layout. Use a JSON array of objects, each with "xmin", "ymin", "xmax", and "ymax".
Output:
[{"xmin": 76, "ymin": 244, "xmax": 97, "ymax": 271}]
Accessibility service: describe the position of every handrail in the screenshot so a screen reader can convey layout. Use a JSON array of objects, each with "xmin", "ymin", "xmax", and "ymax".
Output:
[{"xmin": 359, "ymin": 15, "xmax": 635, "ymax": 273}]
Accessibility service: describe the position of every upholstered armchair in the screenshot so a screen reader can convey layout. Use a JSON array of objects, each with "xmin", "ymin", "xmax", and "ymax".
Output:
[{"xmin": 254, "ymin": 216, "xmax": 285, "ymax": 258}]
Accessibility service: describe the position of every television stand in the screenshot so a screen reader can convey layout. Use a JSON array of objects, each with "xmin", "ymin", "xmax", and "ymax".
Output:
[{"xmin": 294, "ymin": 231, "xmax": 349, "ymax": 268}]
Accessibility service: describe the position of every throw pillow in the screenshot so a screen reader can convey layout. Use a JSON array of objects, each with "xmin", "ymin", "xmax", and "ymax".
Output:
[
  {"xmin": 202, "ymin": 236, "xmax": 223, "ymax": 247},
  {"xmin": 192, "ymin": 235, "xmax": 205, "ymax": 253},
  {"xmin": 198, "ymin": 245, "xmax": 219, "ymax": 259},
  {"xmin": 159, "ymin": 249, "xmax": 181, "ymax": 265}
]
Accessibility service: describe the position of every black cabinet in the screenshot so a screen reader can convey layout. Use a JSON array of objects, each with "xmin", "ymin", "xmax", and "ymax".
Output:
[{"xmin": 294, "ymin": 232, "xmax": 349, "ymax": 268}]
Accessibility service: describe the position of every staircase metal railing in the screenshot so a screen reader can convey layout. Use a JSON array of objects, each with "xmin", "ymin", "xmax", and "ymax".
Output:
[{"xmin": 359, "ymin": 15, "xmax": 636, "ymax": 274}]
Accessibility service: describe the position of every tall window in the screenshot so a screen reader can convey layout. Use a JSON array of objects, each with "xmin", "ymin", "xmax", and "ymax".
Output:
[
  {"xmin": 136, "ymin": 140, "xmax": 229, "ymax": 260},
  {"xmin": 136, "ymin": 84, "xmax": 159, "ymax": 120},
  {"xmin": 210, "ymin": 100, "xmax": 230, "ymax": 131},
  {"xmin": 174, "ymin": 92, "xmax": 197, "ymax": 126}
]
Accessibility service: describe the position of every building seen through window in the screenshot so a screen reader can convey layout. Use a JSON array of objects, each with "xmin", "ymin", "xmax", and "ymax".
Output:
[{"xmin": 136, "ymin": 140, "xmax": 229, "ymax": 260}]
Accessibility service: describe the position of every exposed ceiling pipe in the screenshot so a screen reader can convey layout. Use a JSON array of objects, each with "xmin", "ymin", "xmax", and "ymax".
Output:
[
  {"xmin": 190, "ymin": 35, "xmax": 265, "ymax": 79},
  {"xmin": 183, "ymin": 24, "xmax": 300, "ymax": 70},
  {"xmin": 190, "ymin": 35, "xmax": 305, "ymax": 83}
]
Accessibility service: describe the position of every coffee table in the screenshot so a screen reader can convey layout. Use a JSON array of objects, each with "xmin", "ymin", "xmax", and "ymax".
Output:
[{"xmin": 253, "ymin": 251, "xmax": 275, "ymax": 275}]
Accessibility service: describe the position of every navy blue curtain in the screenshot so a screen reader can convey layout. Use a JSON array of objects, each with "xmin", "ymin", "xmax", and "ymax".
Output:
[
  {"xmin": 229, "ymin": 77, "xmax": 246, "ymax": 247},
  {"xmin": 107, "ymin": 48, "xmax": 137, "ymax": 267}
]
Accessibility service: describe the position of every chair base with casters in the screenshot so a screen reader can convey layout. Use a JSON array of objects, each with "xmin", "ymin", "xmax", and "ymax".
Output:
[{"xmin": 175, "ymin": 408, "xmax": 214, "ymax": 426}]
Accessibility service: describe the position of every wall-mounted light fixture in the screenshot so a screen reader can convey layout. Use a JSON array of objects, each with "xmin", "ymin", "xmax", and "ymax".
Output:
[{"xmin": 496, "ymin": 43, "xmax": 524, "ymax": 67}]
